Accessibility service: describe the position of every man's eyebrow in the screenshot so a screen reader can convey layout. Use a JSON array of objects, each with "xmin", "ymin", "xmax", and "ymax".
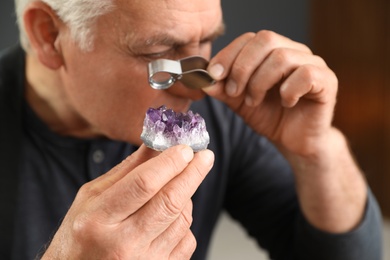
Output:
[
  {"xmin": 202, "ymin": 22, "xmax": 226, "ymax": 42},
  {"xmin": 143, "ymin": 34, "xmax": 181, "ymax": 47},
  {"xmin": 138, "ymin": 22, "xmax": 226, "ymax": 48}
]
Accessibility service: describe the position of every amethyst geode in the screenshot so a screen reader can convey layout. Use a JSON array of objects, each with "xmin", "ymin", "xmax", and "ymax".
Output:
[{"xmin": 140, "ymin": 106, "xmax": 209, "ymax": 152}]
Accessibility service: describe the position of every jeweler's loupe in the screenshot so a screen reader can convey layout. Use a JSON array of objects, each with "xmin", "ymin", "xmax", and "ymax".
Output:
[{"xmin": 148, "ymin": 56, "xmax": 216, "ymax": 90}]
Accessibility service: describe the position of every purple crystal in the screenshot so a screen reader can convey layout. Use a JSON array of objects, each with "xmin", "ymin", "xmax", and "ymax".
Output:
[{"xmin": 140, "ymin": 105, "xmax": 210, "ymax": 152}]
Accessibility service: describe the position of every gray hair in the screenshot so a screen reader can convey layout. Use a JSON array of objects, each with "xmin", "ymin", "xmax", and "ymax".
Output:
[{"xmin": 15, "ymin": 0, "xmax": 115, "ymax": 51}]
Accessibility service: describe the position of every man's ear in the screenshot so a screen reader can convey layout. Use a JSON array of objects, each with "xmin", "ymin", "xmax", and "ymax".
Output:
[{"xmin": 23, "ymin": 2, "xmax": 65, "ymax": 70}]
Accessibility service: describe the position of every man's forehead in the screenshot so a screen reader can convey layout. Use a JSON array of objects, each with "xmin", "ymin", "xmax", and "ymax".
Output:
[
  {"xmin": 121, "ymin": 19, "xmax": 225, "ymax": 51},
  {"xmin": 143, "ymin": 22, "xmax": 225, "ymax": 46},
  {"xmin": 115, "ymin": 0, "xmax": 223, "ymax": 46}
]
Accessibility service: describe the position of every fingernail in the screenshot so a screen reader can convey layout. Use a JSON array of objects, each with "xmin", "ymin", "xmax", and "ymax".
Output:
[
  {"xmin": 226, "ymin": 79, "xmax": 237, "ymax": 96},
  {"xmin": 208, "ymin": 63, "xmax": 224, "ymax": 79},
  {"xmin": 181, "ymin": 146, "xmax": 194, "ymax": 163}
]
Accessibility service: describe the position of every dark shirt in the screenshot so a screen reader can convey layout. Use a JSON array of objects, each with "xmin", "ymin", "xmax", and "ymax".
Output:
[
  {"xmin": 0, "ymin": 45, "xmax": 383, "ymax": 260},
  {"xmin": 13, "ymin": 101, "xmax": 136, "ymax": 259}
]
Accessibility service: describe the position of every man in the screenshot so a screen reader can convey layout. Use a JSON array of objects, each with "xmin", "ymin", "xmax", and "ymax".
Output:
[{"xmin": 0, "ymin": 0, "xmax": 383, "ymax": 259}]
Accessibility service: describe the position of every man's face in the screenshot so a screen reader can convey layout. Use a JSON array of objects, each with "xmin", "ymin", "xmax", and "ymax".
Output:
[{"xmin": 58, "ymin": 0, "xmax": 223, "ymax": 145}]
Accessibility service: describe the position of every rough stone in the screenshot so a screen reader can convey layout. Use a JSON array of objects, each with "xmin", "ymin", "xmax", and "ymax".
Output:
[{"xmin": 140, "ymin": 105, "xmax": 210, "ymax": 152}]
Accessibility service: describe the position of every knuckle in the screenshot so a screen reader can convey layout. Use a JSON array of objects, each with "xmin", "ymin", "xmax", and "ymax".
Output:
[
  {"xmin": 72, "ymin": 213, "xmax": 94, "ymax": 239},
  {"xmin": 169, "ymin": 233, "xmax": 197, "ymax": 260},
  {"xmin": 300, "ymin": 64, "xmax": 318, "ymax": 81},
  {"xmin": 186, "ymin": 232, "xmax": 197, "ymax": 256},
  {"xmin": 180, "ymin": 209, "xmax": 193, "ymax": 228},
  {"xmin": 299, "ymin": 42, "xmax": 313, "ymax": 54},
  {"xmin": 313, "ymin": 54, "xmax": 327, "ymax": 67},
  {"xmin": 298, "ymin": 65, "xmax": 320, "ymax": 92},
  {"xmin": 130, "ymin": 171, "xmax": 156, "ymax": 200},
  {"xmin": 269, "ymin": 48, "xmax": 290, "ymax": 68},
  {"xmin": 232, "ymin": 62, "xmax": 252, "ymax": 79},
  {"xmin": 189, "ymin": 163, "xmax": 207, "ymax": 181},
  {"xmin": 323, "ymin": 68, "xmax": 339, "ymax": 96},
  {"xmin": 77, "ymin": 182, "xmax": 100, "ymax": 200},
  {"xmin": 329, "ymin": 69, "xmax": 339, "ymax": 87},
  {"xmin": 255, "ymin": 30, "xmax": 277, "ymax": 45},
  {"xmin": 302, "ymin": 64, "xmax": 321, "ymax": 85},
  {"xmin": 189, "ymin": 233, "xmax": 197, "ymax": 251},
  {"xmin": 241, "ymin": 32, "xmax": 256, "ymax": 41},
  {"xmin": 160, "ymin": 187, "xmax": 183, "ymax": 217},
  {"xmin": 172, "ymin": 213, "xmax": 193, "ymax": 239},
  {"xmin": 172, "ymin": 232, "xmax": 197, "ymax": 260}
]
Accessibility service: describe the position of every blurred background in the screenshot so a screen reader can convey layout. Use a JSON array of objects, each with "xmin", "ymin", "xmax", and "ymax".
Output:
[{"xmin": 0, "ymin": 0, "xmax": 388, "ymax": 259}]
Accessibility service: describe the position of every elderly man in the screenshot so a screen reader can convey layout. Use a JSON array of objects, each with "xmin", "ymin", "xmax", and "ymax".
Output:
[{"xmin": 0, "ymin": 0, "xmax": 382, "ymax": 259}]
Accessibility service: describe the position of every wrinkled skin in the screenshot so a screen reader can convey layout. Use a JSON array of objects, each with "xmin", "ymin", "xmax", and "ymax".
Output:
[
  {"xmin": 26, "ymin": 0, "xmax": 223, "ymax": 143},
  {"xmin": 20, "ymin": 0, "xmax": 368, "ymax": 258}
]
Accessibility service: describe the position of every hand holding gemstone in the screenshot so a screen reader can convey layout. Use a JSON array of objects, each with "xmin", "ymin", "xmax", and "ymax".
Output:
[{"xmin": 140, "ymin": 106, "xmax": 210, "ymax": 152}]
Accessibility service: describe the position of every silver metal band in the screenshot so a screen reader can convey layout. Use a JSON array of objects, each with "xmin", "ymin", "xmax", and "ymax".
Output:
[{"xmin": 148, "ymin": 56, "xmax": 216, "ymax": 90}]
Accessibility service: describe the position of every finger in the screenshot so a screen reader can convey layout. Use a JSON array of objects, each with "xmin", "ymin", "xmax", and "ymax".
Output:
[
  {"xmin": 206, "ymin": 30, "xmax": 311, "ymax": 99},
  {"xmin": 128, "ymin": 149, "xmax": 214, "ymax": 242},
  {"xmin": 169, "ymin": 230, "xmax": 197, "ymax": 260},
  {"xmin": 103, "ymin": 145, "xmax": 157, "ymax": 178},
  {"xmin": 203, "ymin": 32, "xmax": 256, "ymax": 98},
  {"xmin": 149, "ymin": 201, "xmax": 193, "ymax": 256},
  {"xmin": 279, "ymin": 64, "xmax": 338, "ymax": 108},
  {"xmin": 84, "ymin": 145, "xmax": 159, "ymax": 193},
  {"xmin": 208, "ymin": 32, "xmax": 256, "ymax": 80},
  {"xmin": 93, "ymin": 145, "xmax": 196, "ymax": 223},
  {"xmin": 246, "ymin": 49, "xmax": 327, "ymax": 107},
  {"xmin": 226, "ymin": 31, "xmax": 312, "ymax": 99}
]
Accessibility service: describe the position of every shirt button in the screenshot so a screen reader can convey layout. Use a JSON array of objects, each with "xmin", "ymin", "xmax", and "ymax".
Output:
[{"xmin": 92, "ymin": 150, "xmax": 105, "ymax": 164}]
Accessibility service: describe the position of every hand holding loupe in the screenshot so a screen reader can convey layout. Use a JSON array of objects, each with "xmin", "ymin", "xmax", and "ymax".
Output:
[{"xmin": 147, "ymin": 56, "xmax": 216, "ymax": 90}]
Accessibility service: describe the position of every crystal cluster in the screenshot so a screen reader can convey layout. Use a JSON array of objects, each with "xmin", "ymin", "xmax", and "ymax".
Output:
[{"xmin": 141, "ymin": 105, "xmax": 210, "ymax": 152}]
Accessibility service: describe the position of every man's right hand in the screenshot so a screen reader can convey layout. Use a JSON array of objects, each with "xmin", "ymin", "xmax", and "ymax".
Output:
[{"xmin": 41, "ymin": 144, "xmax": 214, "ymax": 259}]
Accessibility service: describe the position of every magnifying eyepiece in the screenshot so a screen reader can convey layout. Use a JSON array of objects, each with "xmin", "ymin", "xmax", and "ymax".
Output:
[{"xmin": 148, "ymin": 56, "xmax": 216, "ymax": 90}]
